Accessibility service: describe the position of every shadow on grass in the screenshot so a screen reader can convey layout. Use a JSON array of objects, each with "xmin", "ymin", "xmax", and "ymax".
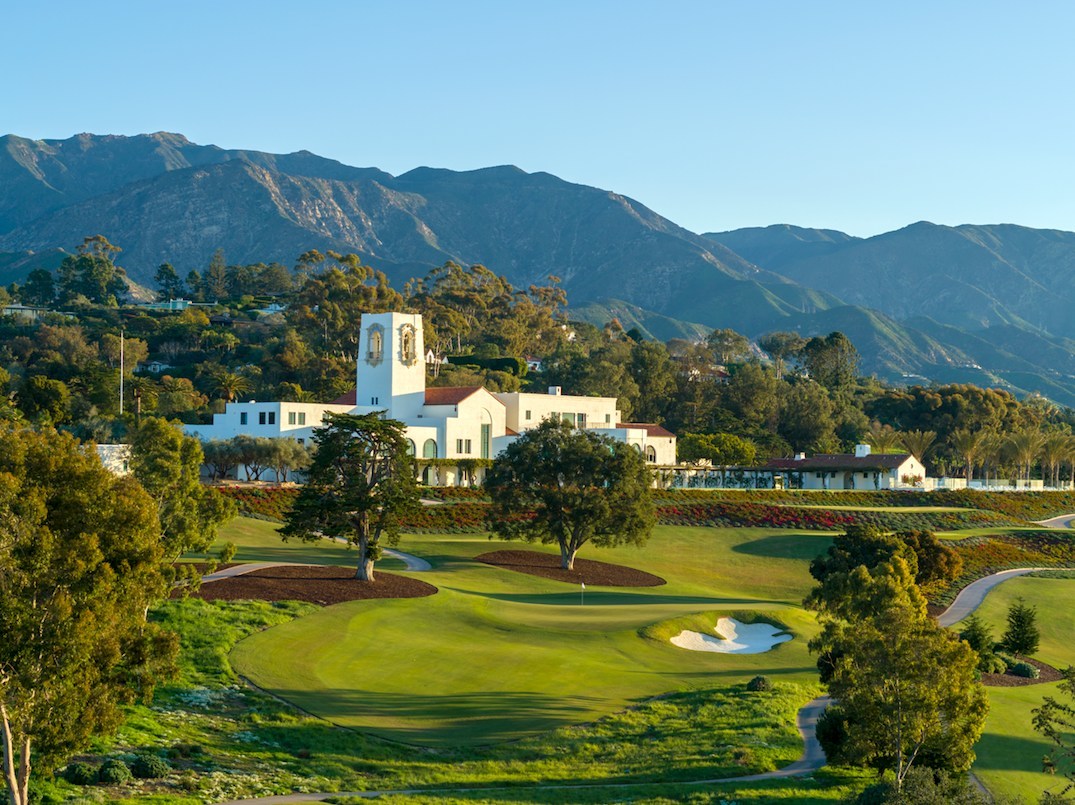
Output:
[
  {"xmin": 274, "ymin": 688, "xmax": 606, "ymax": 746},
  {"xmin": 448, "ymin": 588, "xmax": 792, "ymax": 607},
  {"xmin": 731, "ymin": 533, "xmax": 834, "ymax": 560},
  {"xmin": 973, "ymin": 732, "xmax": 1054, "ymax": 771}
]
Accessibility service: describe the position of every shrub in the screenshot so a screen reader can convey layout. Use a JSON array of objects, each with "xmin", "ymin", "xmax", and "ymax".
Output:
[
  {"xmin": 97, "ymin": 758, "xmax": 132, "ymax": 785},
  {"xmin": 1010, "ymin": 661, "xmax": 1040, "ymax": 679},
  {"xmin": 130, "ymin": 753, "xmax": 171, "ymax": 779},
  {"xmin": 854, "ymin": 765, "xmax": 986, "ymax": 803},
  {"xmin": 980, "ymin": 654, "xmax": 1008, "ymax": 674},
  {"xmin": 746, "ymin": 675, "xmax": 773, "ymax": 691},
  {"xmin": 62, "ymin": 762, "xmax": 98, "ymax": 786},
  {"xmin": 995, "ymin": 651, "xmax": 1019, "ymax": 671}
]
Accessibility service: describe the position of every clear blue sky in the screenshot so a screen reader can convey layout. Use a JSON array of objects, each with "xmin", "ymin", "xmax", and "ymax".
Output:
[{"xmin": 4, "ymin": 1, "xmax": 1073, "ymax": 237}]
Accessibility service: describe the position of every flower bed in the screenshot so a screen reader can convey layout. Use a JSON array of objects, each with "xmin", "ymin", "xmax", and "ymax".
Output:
[
  {"xmin": 654, "ymin": 502, "xmax": 1020, "ymax": 532},
  {"xmin": 655, "ymin": 488, "xmax": 1075, "ymax": 520},
  {"xmin": 216, "ymin": 486, "xmax": 298, "ymax": 521},
  {"xmin": 936, "ymin": 530, "xmax": 1075, "ymax": 605}
]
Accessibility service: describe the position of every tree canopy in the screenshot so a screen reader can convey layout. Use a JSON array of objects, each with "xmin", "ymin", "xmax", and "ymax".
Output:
[
  {"xmin": 0, "ymin": 427, "xmax": 178, "ymax": 805},
  {"xmin": 281, "ymin": 413, "xmax": 419, "ymax": 581},
  {"xmin": 485, "ymin": 419, "xmax": 655, "ymax": 570}
]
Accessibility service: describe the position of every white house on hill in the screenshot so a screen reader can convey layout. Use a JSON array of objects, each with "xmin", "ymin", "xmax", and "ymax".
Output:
[{"xmin": 185, "ymin": 311, "xmax": 677, "ymax": 484}]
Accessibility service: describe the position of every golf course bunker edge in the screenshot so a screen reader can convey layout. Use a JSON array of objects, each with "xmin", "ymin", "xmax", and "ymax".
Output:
[{"xmin": 670, "ymin": 616, "xmax": 793, "ymax": 654}]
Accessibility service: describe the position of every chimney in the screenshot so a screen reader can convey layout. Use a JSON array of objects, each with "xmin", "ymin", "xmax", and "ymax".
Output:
[
  {"xmin": 855, "ymin": 444, "xmax": 871, "ymax": 458},
  {"xmin": 548, "ymin": 386, "xmax": 562, "ymax": 396},
  {"xmin": 794, "ymin": 452, "xmax": 806, "ymax": 461}
]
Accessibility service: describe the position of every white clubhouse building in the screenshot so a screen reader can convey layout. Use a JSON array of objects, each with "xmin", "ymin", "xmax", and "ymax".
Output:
[{"xmin": 185, "ymin": 312, "xmax": 677, "ymax": 484}]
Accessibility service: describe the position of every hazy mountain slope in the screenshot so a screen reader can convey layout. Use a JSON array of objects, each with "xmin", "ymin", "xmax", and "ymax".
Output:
[
  {"xmin": 704, "ymin": 224, "xmax": 860, "ymax": 270},
  {"xmin": 0, "ymin": 133, "xmax": 836, "ymax": 326},
  {"xmin": 710, "ymin": 221, "xmax": 1075, "ymax": 336}
]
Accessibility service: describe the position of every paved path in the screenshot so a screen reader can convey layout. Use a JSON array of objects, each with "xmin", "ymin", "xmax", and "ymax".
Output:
[
  {"xmin": 382, "ymin": 548, "xmax": 432, "ymax": 571},
  {"xmin": 200, "ymin": 562, "xmax": 293, "ymax": 583},
  {"xmin": 938, "ymin": 567, "xmax": 1057, "ymax": 627},
  {"xmin": 1036, "ymin": 513, "xmax": 1075, "ymax": 529}
]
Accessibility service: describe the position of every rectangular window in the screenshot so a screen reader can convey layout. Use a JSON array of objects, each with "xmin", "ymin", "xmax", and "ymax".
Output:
[
  {"xmin": 288, "ymin": 411, "xmax": 297, "ymax": 425},
  {"xmin": 268, "ymin": 412, "xmax": 276, "ymax": 425},
  {"xmin": 605, "ymin": 414, "xmax": 611, "ymax": 424},
  {"xmin": 456, "ymin": 439, "xmax": 463, "ymax": 454},
  {"xmin": 562, "ymin": 413, "xmax": 576, "ymax": 426},
  {"xmin": 298, "ymin": 412, "xmax": 306, "ymax": 425},
  {"xmin": 481, "ymin": 424, "xmax": 490, "ymax": 460},
  {"xmin": 240, "ymin": 412, "xmax": 248, "ymax": 425},
  {"xmin": 549, "ymin": 411, "xmax": 559, "ymax": 422},
  {"xmin": 370, "ymin": 396, "xmax": 379, "ymax": 406},
  {"xmin": 465, "ymin": 439, "xmax": 472, "ymax": 454},
  {"xmin": 259, "ymin": 412, "xmax": 266, "ymax": 425},
  {"xmin": 524, "ymin": 409, "xmax": 531, "ymax": 420},
  {"xmin": 577, "ymin": 413, "xmax": 587, "ymax": 428}
]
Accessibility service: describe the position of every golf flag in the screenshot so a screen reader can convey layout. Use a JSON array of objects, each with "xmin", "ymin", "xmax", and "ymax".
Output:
[{"xmin": 581, "ymin": 582, "xmax": 586, "ymax": 590}]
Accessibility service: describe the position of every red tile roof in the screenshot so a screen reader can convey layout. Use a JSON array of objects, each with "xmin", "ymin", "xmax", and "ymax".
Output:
[
  {"xmin": 424, "ymin": 386, "xmax": 485, "ymax": 406},
  {"xmin": 617, "ymin": 422, "xmax": 676, "ymax": 438},
  {"xmin": 330, "ymin": 389, "xmax": 357, "ymax": 405}
]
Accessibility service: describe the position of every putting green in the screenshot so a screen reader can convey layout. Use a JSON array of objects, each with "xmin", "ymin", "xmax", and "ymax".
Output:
[
  {"xmin": 230, "ymin": 526, "xmax": 826, "ymax": 746},
  {"xmin": 951, "ymin": 576, "xmax": 1075, "ymax": 802}
]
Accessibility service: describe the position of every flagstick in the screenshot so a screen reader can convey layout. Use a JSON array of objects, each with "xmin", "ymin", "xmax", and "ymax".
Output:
[{"xmin": 581, "ymin": 581, "xmax": 585, "ymax": 606}]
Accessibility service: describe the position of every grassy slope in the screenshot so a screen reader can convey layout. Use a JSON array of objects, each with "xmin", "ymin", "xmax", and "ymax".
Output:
[
  {"xmin": 948, "ymin": 576, "xmax": 1075, "ymax": 802},
  {"xmin": 229, "ymin": 526, "xmax": 829, "ymax": 746}
]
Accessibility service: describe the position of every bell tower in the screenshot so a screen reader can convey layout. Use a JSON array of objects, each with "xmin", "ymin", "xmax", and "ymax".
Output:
[{"xmin": 356, "ymin": 312, "xmax": 426, "ymax": 420}]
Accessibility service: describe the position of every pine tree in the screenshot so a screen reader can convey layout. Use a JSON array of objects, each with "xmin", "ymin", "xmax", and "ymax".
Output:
[{"xmin": 1002, "ymin": 598, "xmax": 1040, "ymax": 656}]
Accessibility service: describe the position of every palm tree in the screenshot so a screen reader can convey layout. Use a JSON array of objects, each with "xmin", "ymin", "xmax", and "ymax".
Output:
[
  {"xmin": 210, "ymin": 369, "xmax": 253, "ymax": 403},
  {"xmin": 979, "ymin": 432, "xmax": 1005, "ymax": 485},
  {"xmin": 865, "ymin": 421, "xmax": 901, "ymax": 454},
  {"xmin": 1040, "ymin": 432, "xmax": 1071, "ymax": 488},
  {"xmin": 899, "ymin": 429, "xmax": 937, "ymax": 465},
  {"xmin": 950, "ymin": 428, "xmax": 986, "ymax": 485},
  {"xmin": 1005, "ymin": 429, "xmax": 1046, "ymax": 482}
]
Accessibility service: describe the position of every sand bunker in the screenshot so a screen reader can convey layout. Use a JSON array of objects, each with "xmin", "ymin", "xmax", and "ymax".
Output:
[{"xmin": 670, "ymin": 617, "xmax": 792, "ymax": 654}]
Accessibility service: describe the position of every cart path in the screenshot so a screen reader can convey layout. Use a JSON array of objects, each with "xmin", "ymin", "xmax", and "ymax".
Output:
[
  {"xmin": 937, "ymin": 567, "xmax": 1058, "ymax": 627},
  {"xmin": 1036, "ymin": 513, "xmax": 1075, "ymax": 529}
]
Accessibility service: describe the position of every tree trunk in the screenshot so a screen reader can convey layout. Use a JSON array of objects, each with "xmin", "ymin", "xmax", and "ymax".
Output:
[
  {"xmin": 560, "ymin": 541, "xmax": 577, "ymax": 570},
  {"xmin": 0, "ymin": 705, "xmax": 28, "ymax": 805},
  {"xmin": 352, "ymin": 514, "xmax": 375, "ymax": 582}
]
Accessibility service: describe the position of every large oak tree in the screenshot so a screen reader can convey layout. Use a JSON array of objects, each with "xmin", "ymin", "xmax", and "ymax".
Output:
[{"xmin": 485, "ymin": 419, "xmax": 655, "ymax": 570}]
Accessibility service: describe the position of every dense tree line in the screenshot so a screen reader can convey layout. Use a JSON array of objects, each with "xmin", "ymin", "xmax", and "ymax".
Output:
[{"xmin": 6, "ymin": 236, "xmax": 1075, "ymax": 482}]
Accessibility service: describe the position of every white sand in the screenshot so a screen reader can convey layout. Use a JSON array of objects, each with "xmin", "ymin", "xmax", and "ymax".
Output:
[{"xmin": 670, "ymin": 616, "xmax": 792, "ymax": 654}]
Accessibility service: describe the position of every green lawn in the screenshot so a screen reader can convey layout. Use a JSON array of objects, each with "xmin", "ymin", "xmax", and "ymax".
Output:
[
  {"xmin": 950, "ymin": 576, "xmax": 1075, "ymax": 801},
  {"xmin": 230, "ymin": 526, "xmax": 827, "ymax": 746}
]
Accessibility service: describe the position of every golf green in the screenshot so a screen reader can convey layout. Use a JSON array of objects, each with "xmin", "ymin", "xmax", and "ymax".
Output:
[{"xmin": 230, "ymin": 526, "xmax": 826, "ymax": 746}]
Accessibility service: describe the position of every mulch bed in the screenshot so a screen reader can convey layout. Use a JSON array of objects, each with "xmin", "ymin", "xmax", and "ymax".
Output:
[
  {"xmin": 475, "ymin": 550, "xmax": 666, "ymax": 587},
  {"xmin": 982, "ymin": 656, "xmax": 1064, "ymax": 687},
  {"xmin": 177, "ymin": 564, "xmax": 438, "ymax": 605}
]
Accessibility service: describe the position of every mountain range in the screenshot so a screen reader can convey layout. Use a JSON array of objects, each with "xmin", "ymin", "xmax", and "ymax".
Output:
[{"xmin": 4, "ymin": 132, "xmax": 1075, "ymax": 405}]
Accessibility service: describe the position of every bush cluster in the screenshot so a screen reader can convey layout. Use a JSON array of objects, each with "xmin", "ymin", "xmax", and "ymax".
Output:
[
  {"xmin": 97, "ymin": 759, "xmax": 132, "ymax": 785},
  {"xmin": 131, "ymin": 753, "xmax": 171, "ymax": 779},
  {"xmin": 746, "ymin": 675, "xmax": 773, "ymax": 691}
]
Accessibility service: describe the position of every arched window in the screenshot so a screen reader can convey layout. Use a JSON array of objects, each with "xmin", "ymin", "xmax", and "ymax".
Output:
[
  {"xmin": 645, "ymin": 445, "xmax": 657, "ymax": 463},
  {"xmin": 422, "ymin": 439, "xmax": 437, "ymax": 459},
  {"xmin": 367, "ymin": 325, "xmax": 384, "ymax": 365},
  {"xmin": 400, "ymin": 324, "xmax": 417, "ymax": 365},
  {"xmin": 406, "ymin": 439, "xmax": 416, "ymax": 456}
]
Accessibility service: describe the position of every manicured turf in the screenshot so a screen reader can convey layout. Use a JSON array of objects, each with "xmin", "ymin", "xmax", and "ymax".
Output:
[
  {"xmin": 192, "ymin": 516, "xmax": 406, "ymax": 571},
  {"xmin": 951, "ymin": 576, "xmax": 1075, "ymax": 802},
  {"xmin": 229, "ymin": 525, "xmax": 828, "ymax": 746}
]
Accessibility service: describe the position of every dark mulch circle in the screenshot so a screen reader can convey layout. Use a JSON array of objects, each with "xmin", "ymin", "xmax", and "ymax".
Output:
[
  {"xmin": 475, "ymin": 549, "xmax": 666, "ymax": 587},
  {"xmin": 982, "ymin": 656, "xmax": 1064, "ymax": 687},
  {"xmin": 177, "ymin": 564, "xmax": 438, "ymax": 605}
]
